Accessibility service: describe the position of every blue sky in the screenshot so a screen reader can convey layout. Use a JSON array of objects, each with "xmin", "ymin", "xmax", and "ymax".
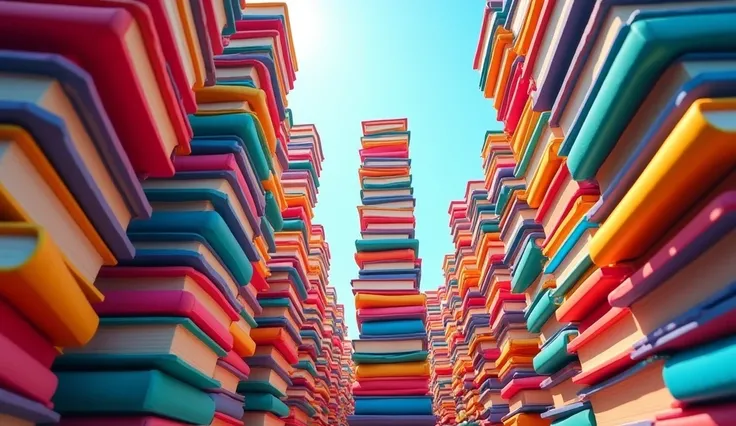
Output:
[{"xmin": 281, "ymin": 0, "xmax": 501, "ymax": 337}]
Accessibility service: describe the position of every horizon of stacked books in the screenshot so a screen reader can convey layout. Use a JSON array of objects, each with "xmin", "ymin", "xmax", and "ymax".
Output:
[
  {"xmin": 0, "ymin": 1, "xmax": 352, "ymax": 425},
  {"xmin": 347, "ymin": 118, "xmax": 437, "ymax": 426},
  {"xmin": 425, "ymin": 1, "xmax": 736, "ymax": 426}
]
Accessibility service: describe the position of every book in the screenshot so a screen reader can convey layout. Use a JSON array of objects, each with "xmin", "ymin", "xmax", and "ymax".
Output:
[
  {"xmin": 53, "ymin": 370, "xmax": 215, "ymax": 424},
  {"xmin": 0, "ymin": 222, "xmax": 98, "ymax": 347}
]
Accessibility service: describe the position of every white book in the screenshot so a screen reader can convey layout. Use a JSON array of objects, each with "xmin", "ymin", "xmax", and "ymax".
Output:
[
  {"xmin": 362, "ymin": 188, "xmax": 413, "ymax": 198},
  {"xmin": 509, "ymin": 0, "xmax": 533, "ymax": 38},
  {"xmin": 362, "ymin": 261, "xmax": 416, "ymax": 271},
  {"xmin": 353, "ymin": 338, "xmax": 424, "ymax": 354},
  {"xmin": 363, "ymin": 160, "xmax": 411, "ymax": 168},
  {"xmin": 360, "ymin": 208, "xmax": 414, "ymax": 219},
  {"xmin": 363, "ymin": 176, "xmax": 411, "ymax": 186},
  {"xmin": 366, "ymin": 200, "xmax": 415, "ymax": 209}
]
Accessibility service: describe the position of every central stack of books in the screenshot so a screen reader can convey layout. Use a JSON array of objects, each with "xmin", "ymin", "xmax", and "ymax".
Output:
[{"xmin": 348, "ymin": 119, "xmax": 436, "ymax": 426}]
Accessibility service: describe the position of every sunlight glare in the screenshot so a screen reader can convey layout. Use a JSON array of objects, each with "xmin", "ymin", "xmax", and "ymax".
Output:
[{"xmin": 248, "ymin": 0, "xmax": 321, "ymax": 64}]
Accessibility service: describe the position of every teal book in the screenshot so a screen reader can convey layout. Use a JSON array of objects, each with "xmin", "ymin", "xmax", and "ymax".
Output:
[
  {"xmin": 355, "ymin": 238, "xmax": 419, "ymax": 254},
  {"xmin": 53, "ymin": 370, "xmax": 215, "ymax": 424}
]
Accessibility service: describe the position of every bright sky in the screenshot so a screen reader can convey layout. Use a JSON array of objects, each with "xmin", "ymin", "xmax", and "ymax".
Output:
[{"xmin": 265, "ymin": 0, "xmax": 500, "ymax": 338}]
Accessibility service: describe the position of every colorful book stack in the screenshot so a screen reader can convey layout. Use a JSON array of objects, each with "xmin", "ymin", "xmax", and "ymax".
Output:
[
  {"xmin": 342, "ymin": 340, "xmax": 357, "ymax": 421},
  {"xmin": 436, "ymin": 283, "xmax": 460, "ymax": 425},
  {"xmin": 293, "ymin": 224, "xmax": 329, "ymax": 426},
  {"xmin": 240, "ymin": 113, "xmax": 321, "ymax": 425},
  {"xmin": 451, "ymin": 1, "xmax": 736, "ymax": 426},
  {"xmin": 426, "ymin": 289, "xmax": 455, "ymax": 425},
  {"xmin": 446, "ymin": 199, "xmax": 481, "ymax": 426},
  {"xmin": 348, "ymin": 118, "xmax": 436, "ymax": 426},
  {"xmin": 441, "ymin": 256, "xmax": 464, "ymax": 426},
  {"xmin": 330, "ymin": 276, "xmax": 348, "ymax": 422},
  {"xmin": 0, "ymin": 0, "xmax": 354, "ymax": 425}
]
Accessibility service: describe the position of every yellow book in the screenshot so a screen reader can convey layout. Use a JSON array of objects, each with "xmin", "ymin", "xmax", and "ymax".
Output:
[
  {"xmin": 229, "ymin": 319, "xmax": 256, "ymax": 357},
  {"xmin": 526, "ymin": 138, "xmax": 563, "ymax": 209},
  {"xmin": 591, "ymin": 98, "xmax": 736, "ymax": 266},
  {"xmin": 0, "ymin": 222, "xmax": 98, "ymax": 346},
  {"xmin": 493, "ymin": 47, "xmax": 518, "ymax": 110},
  {"xmin": 513, "ymin": 0, "xmax": 545, "ymax": 56},
  {"xmin": 355, "ymin": 361, "xmax": 430, "ymax": 379},
  {"xmin": 484, "ymin": 29, "xmax": 514, "ymax": 98}
]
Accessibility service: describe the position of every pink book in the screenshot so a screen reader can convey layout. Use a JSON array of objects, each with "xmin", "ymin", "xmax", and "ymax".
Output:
[
  {"xmin": 500, "ymin": 376, "xmax": 546, "ymax": 400},
  {"xmin": 95, "ymin": 290, "xmax": 234, "ymax": 352},
  {"xmin": 0, "ymin": 333, "xmax": 58, "ymax": 406},
  {"xmin": 0, "ymin": 299, "xmax": 57, "ymax": 369}
]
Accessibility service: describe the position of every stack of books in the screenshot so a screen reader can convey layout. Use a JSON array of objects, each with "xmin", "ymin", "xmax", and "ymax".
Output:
[
  {"xmin": 446, "ymin": 199, "xmax": 480, "ymax": 425},
  {"xmin": 348, "ymin": 118, "xmax": 436, "ymax": 426},
  {"xmin": 427, "ymin": 1, "xmax": 736, "ymax": 425},
  {"xmin": 326, "ymin": 290, "xmax": 349, "ymax": 424},
  {"xmin": 269, "ymin": 120, "xmax": 327, "ymax": 426},
  {"xmin": 289, "ymin": 223, "xmax": 329, "ymax": 426},
  {"xmin": 342, "ymin": 340, "xmax": 357, "ymax": 421},
  {"xmin": 426, "ymin": 289, "xmax": 455, "ymax": 424},
  {"xmin": 239, "ymin": 114, "xmax": 320, "ymax": 426},
  {"xmin": 0, "ymin": 0, "xmax": 354, "ymax": 425}
]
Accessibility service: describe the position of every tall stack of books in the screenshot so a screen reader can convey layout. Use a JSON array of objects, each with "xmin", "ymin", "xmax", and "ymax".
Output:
[
  {"xmin": 294, "ymin": 224, "xmax": 330, "ymax": 426},
  {"xmin": 441, "ymin": 254, "xmax": 463, "ymax": 425},
  {"xmin": 241, "ymin": 113, "xmax": 322, "ymax": 425},
  {"xmin": 455, "ymin": 1, "xmax": 736, "ymax": 425},
  {"xmin": 434, "ymin": 283, "xmax": 460, "ymax": 425},
  {"xmin": 348, "ymin": 118, "xmax": 435, "ymax": 426},
  {"xmin": 0, "ymin": 0, "xmax": 356, "ymax": 425},
  {"xmin": 326, "ymin": 290, "xmax": 348, "ymax": 424},
  {"xmin": 446, "ymin": 200, "xmax": 480, "ymax": 425},
  {"xmin": 426, "ymin": 289, "xmax": 454, "ymax": 425},
  {"xmin": 342, "ymin": 340, "xmax": 356, "ymax": 422},
  {"xmin": 269, "ymin": 117, "xmax": 326, "ymax": 426}
]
